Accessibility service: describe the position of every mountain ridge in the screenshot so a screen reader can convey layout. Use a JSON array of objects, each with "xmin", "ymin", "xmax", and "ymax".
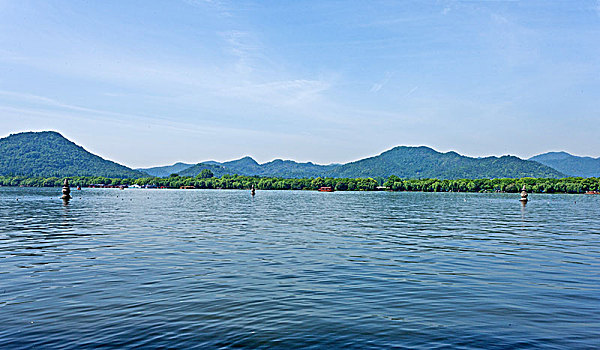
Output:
[
  {"xmin": 327, "ymin": 146, "xmax": 564, "ymax": 179},
  {"xmin": 0, "ymin": 131, "xmax": 145, "ymax": 178},
  {"xmin": 0, "ymin": 131, "xmax": 582, "ymax": 179},
  {"xmin": 171, "ymin": 145, "xmax": 564, "ymax": 179},
  {"xmin": 529, "ymin": 151, "xmax": 600, "ymax": 177},
  {"xmin": 136, "ymin": 162, "xmax": 195, "ymax": 177}
]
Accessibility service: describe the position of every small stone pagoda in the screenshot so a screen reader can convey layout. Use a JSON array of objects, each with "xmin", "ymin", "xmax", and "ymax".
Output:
[
  {"xmin": 519, "ymin": 185, "xmax": 528, "ymax": 203},
  {"xmin": 61, "ymin": 178, "xmax": 71, "ymax": 200}
]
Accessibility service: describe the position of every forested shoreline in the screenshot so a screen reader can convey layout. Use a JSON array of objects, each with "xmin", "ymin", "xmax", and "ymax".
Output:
[{"xmin": 1, "ymin": 174, "xmax": 599, "ymax": 193}]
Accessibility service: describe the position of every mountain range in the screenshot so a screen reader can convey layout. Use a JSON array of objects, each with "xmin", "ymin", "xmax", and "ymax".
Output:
[
  {"xmin": 1, "ymin": 131, "xmax": 597, "ymax": 179},
  {"xmin": 138, "ymin": 162, "xmax": 195, "ymax": 177},
  {"xmin": 529, "ymin": 152, "xmax": 600, "ymax": 178},
  {"xmin": 176, "ymin": 156, "xmax": 341, "ymax": 178},
  {"xmin": 327, "ymin": 146, "xmax": 563, "ymax": 179},
  {"xmin": 152, "ymin": 146, "xmax": 563, "ymax": 179}
]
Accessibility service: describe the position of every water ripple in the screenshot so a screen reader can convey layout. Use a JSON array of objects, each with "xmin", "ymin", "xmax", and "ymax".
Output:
[{"xmin": 1, "ymin": 188, "xmax": 599, "ymax": 349}]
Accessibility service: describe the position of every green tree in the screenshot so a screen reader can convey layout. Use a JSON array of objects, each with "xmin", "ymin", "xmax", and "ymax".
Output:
[
  {"xmin": 311, "ymin": 177, "xmax": 325, "ymax": 189},
  {"xmin": 196, "ymin": 169, "xmax": 214, "ymax": 179}
]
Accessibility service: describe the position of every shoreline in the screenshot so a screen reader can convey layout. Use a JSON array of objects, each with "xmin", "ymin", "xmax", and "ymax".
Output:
[
  {"xmin": 5, "ymin": 186, "xmax": 597, "ymax": 195},
  {"xmin": 1, "ymin": 174, "xmax": 598, "ymax": 194}
]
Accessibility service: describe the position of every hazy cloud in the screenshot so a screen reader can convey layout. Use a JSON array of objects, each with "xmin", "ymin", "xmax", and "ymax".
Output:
[
  {"xmin": 370, "ymin": 72, "xmax": 394, "ymax": 93},
  {"xmin": 1, "ymin": 1, "xmax": 599, "ymax": 164}
]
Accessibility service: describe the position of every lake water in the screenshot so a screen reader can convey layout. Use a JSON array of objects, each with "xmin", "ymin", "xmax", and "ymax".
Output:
[{"xmin": 1, "ymin": 187, "xmax": 598, "ymax": 349}]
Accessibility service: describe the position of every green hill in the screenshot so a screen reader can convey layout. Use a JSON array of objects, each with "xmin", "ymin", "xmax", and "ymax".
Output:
[
  {"xmin": 178, "ymin": 156, "xmax": 338, "ymax": 178},
  {"xmin": 175, "ymin": 146, "xmax": 564, "ymax": 179},
  {"xmin": 529, "ymin": 152, "xmax": 600, "ymax": 178},
  {"xmin": 220, "ymin": 156, "xmax": 262, "ymax": 174},
  {"xmin": 177, "ymin": 163, "xmax": 231, "ymax": 178},
  {"xmin": 258, "ymin": 159, "xmax": 339, "ymax": 178},
  {"xmin": 328, "ymin": 146, "xmax": 565, "ymax": 179},
  {"xmin": 1, "ymin": 130, "xmax": 569, "ymax": 180},
  {"xmin": 0, "ymin": 131, "xmax": 145, "ymax": 178},
  {"xmin": 137, "ymin": 162, "xmax": 194, "ymax": 177}
]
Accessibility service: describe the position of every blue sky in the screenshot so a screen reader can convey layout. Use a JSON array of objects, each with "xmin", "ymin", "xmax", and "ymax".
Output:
[{"xmin": 1, "ymin": 0, "xmax": 599, "ymax": 167}]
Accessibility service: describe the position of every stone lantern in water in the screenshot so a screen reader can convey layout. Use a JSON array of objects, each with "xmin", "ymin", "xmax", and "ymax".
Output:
[
  {"xmin": 61, "ymin": 178, "xmax": 71, "ymax": 201},
  {"xmin": 519, "ymin": 185, "xmax": 528, "ymax": 203}
]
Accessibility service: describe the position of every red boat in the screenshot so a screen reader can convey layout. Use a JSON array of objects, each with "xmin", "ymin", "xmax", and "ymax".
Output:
[
  {"xmin": 585, "ymin": 191, "xmax": 599, "ymax": 195},
  {"xmin": 318, "ymin": 186, "xmax": 334, "ymax": 192}
]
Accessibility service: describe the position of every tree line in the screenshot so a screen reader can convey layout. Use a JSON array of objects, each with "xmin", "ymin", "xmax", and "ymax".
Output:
[
  {"xmin": 382, "ymin": 176, "xmax": 599, "ymax": 193},
  {"xmin": 1, "ymin": 173, "xmax": 599, "ymax": 193}
]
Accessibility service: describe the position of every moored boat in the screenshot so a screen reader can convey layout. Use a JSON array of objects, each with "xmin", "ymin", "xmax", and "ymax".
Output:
[{"xmin": 318, "ymin": 186, "xmax": 334, "ymax": 192}]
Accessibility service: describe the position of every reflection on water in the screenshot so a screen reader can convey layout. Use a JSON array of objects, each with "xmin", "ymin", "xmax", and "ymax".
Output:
[{"xmin": 1, "ymin": 187, "xmax": 599, "ymax": 349}]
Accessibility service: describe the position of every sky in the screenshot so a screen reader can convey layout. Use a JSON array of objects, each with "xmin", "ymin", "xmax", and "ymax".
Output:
[{"xmin": 0, "ymin": 0, "xmax": 599, "ymax": 167}]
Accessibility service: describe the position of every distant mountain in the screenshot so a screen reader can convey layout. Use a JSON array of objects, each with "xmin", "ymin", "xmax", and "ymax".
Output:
[
  {"xmin": 0, "ymin": 131, "xmax": 145, "ymax": 178},
  {"xmin": 218, "ymin": 156, "xmax": 338, "ymax": 178},
  {"xmin": 529, "ymin": 152, "xmax": 600, "ymax": 177},
  {"xmin": 178, "ymin": 156, "xmax": 339, "ymax": 178},
  {"xmin": 177, "ymin": 163, "xmax": 232, "ymax": 178},
  {"xmin": 174, "ymin": 146, "xmax": 564, "ymax": 179},
  {"xmin": 137, "ymin": 162, "xmax": 194, "ymax": 177},
  {"xmin": 327, "ymin": 146, "xmax": 565, "ymax": 179},
  {"xmin": 259, "ymin": 159, "xmax": 339, "ymax": 178},
  {"xmin": 221, "ymin": 156, "xmax": 262, "ymax": 174},
  {"xmin": 0, "ymin": 130, "xmax": 573, "ymax": 180}
]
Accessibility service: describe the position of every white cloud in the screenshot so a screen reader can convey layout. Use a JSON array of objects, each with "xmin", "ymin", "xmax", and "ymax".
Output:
[
  {"xmin": 402, "ymin": 86, "xmax": 418, "ymax": 98},
  {"xmin": 369, "ymin": 72, "xmax": 394, "ymax": 93},
  {"xmin": 220, "ymin": 30, "xmax": 264, "ymax": 73},
  {"xmin": 224, "ymin": 79, "xmax": 330, "ymax": 106}
]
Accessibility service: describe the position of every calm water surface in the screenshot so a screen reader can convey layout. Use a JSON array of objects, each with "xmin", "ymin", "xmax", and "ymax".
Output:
[{"xmin": 1, "ymin": 188, "xmax": 598, "ymax": 349}]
